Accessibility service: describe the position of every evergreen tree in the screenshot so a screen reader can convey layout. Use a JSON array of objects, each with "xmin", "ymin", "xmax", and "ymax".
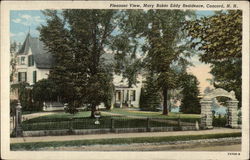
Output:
[
  {"xmin": 179, "ymin": 74, "xmax": 201, "ymax": 114},
  {"xmin": 140, "ymin": 71, "xmax": 161, "ymax": 111}
]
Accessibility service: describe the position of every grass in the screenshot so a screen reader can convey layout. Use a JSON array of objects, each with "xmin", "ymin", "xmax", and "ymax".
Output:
[
  {"xmin": 21, "ymin": 109, "xmax": 200, "ymax": 131},
  {"xmin": 105, "ymin": 108, "xmax": 201, "ymax": 123},
  {"xmin": 10, "ymin": 132, "xmax": 241, "ymax": 151}
]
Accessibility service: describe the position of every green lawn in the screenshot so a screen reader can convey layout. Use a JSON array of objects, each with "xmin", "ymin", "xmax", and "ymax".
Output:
[
  {"xmin": 21, "ymin": 109, "xmax": 200, "ymax": 131},
  {"xmin": 11, "ymin": 132, "xmax": 241, "ymax": 151}
]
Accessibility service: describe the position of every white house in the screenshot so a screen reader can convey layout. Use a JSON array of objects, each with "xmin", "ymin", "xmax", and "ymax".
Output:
[
  {"xmin": 14, "ymin": 33, "xmax": 53, "ymax": 85},
  {"xmin": 112, "ymin": 74, "xmax": 143, "ymax": 108},
  {"xmin": 12, "ymin": 33, "xmax": 143, "ymax": 108}
]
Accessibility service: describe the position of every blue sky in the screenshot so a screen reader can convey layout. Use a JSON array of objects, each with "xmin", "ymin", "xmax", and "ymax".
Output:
[
  {"xmin": 10, "ymin": 10, "xmax": 46, "ymax": 43},
  {"xmin": 10, "ymin": 10, "xmax": 215, "ymax": 43}
]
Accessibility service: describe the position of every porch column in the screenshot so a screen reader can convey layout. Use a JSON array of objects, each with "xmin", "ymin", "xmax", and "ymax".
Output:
[
  {"xmin": 110, "ymin": 91, "xmax": 115, "ymax": 109},
  {"xmin": 227, "ymin": 100, "xmax": 239, "ymax": 128},
  {"xmin": 200, "ymin": 99, "xmax": 213, "ymax": 129},
  {"xmin": 120, "ymin": 90, "xmax": 123, "ymax": 108},
  {"xmin": 128, "ymin": 90, "xmax": 131, "ymax": 108}
]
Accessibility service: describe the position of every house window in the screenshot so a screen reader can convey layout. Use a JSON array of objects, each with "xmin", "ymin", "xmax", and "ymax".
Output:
[
  {"xmin": 33, "ymin": 71, "xmax": 37, "ymax": 83},
  {"xmin": 17, "ymin": 57, "xmax": 20, "ymax": 65},
  {"xmin": 28, "ymin": 55, "xmax": 34, "ymax": 66},
  {"xmin": 131, "ymin": 90, "xmax": 136, "ymax": 101},
  {"xmin": 21, "ymin": 57, "xmax": 26, "ymax": 65},
  {"xmin": 18, "ymin": 72, "xmax": 27, "ymax": 82}
]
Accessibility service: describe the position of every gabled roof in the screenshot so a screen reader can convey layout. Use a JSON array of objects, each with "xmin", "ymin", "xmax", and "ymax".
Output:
[{"xmin": 17, "ymin": 33, "xmax": 54, "ymax": 69}]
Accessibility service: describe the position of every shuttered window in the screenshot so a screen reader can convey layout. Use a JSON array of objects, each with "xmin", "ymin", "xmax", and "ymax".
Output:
[
  {"xmin": 28, "ymin": 55, "xmax": 34, "ymax": 66},
  {"xmin": 21, "ymin": 57, "xmax": 25, "ymax": 65},
  {"xmin": 18, "ymin": 72, "xmax": 26, "ymax": 82}
]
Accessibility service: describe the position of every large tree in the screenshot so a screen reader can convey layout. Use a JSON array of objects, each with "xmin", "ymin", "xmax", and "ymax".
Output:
[
  {"xmin": 40, "ymin": 10, "xmax": 119, "ymax": 117},
  {"xmin": 185, "ymin": 10, "xmax": 242, "ymax": 107},
  {"xmin": 117, "ymin": 10, "xmax": 195, "ymax": 115},
  {"xmin": 144, "ymin": 10, "xmax": 194, "ymax": 115}
]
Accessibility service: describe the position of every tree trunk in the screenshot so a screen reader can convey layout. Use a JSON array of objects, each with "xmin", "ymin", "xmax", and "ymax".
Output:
[
  {"xmin": 90, "ymin": 105, "xmax": 96, "ymax": 118},
  {"xmin": 162, "ymin": 88, "xmax": 168, "ymax": 115}
]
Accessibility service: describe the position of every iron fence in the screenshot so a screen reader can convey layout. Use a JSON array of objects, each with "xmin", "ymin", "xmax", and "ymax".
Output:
[{"xmin": 21, "ymin": 117, "xmax": 198, "ymax": 131}]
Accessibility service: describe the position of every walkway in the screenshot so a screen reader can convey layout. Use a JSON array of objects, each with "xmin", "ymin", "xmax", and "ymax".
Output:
[{"xmin": 11, "ymin": 128, "xmax": 241, "ymax": 144}]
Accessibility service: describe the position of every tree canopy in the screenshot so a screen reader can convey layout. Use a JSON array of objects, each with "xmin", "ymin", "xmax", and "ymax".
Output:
[
  {"xmin": 40, "ymin": 10, "xmax": 120, "ymax": 116},
  {"xmin": 185, "ymin": 10, "xmax": 242, "ymax": 107}
]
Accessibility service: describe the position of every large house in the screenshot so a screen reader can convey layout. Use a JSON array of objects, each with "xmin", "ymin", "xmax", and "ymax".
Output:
[
  {"xmin": 14, "ymin": 33, "xmax": 53, "ymax": 85},
  {"xmin": 12, "ymin": 33, "xmax": 143, "ymax": 108}
]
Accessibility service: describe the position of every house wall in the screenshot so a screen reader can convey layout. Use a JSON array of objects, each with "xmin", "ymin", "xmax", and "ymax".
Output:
[{"xmin": 15, "ymin": 48, "xmax": 50, "ymax": 85}]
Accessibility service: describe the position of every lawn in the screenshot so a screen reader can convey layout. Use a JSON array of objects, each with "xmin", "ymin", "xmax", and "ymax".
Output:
[
  {"xmin": 10, "ymin": 132, "xmax": 241, "ymax": 151},
  {"xmin": 104, "ymin": 108, "xmax": 201, "ymax": 123}
]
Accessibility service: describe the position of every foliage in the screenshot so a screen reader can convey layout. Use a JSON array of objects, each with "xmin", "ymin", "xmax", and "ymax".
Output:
[
  {"xmin": 10, "ymin": 41, "xmax": 18, "ymax": 82},
  {"xmin": 11, "ymin": 83, "xmax": 42, "ymax": 111},
  {"xmin": 32, "ymin": 78, "xmax": 59, "ymax": 103},
  {"xmin": 110, "ymin": 10, "xmax": 145, "ymax": 87},
  {"xmin": 139, "ymin": 72, "xmax": 161, "ymax": 111},
  {"xmin": 179, "ymin": 74, "xmax": 201, "ymax": 114},
  {"xmin": 212, "ymin": 115, "xmax": 227, "ymax": 127},
  {"xmin": 185, "ymin": 10, "xmax": 242, "ymax": 108},
  {"xmin": 40, "ymin": 10, "xmax": 119, "ymax": 117}
]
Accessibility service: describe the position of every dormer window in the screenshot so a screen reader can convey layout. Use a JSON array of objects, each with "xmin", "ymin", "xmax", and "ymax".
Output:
[
  {"xmin": 28, "ymin": 55, "xmax": 34, "ymax": 66},
  {"xmin": 21, "ymin": 56, "xmax": 26, "ymax": 65}
]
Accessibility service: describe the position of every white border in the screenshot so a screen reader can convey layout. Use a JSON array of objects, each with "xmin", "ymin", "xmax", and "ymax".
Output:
[{"xmin": 1, "ymin": 1, "xmax": 249, "ymax": 160}]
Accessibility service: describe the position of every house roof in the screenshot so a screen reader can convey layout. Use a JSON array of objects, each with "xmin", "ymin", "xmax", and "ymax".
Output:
[{"xmin": 17, "ymin": 33, "xmax": 54, "ymax": 69}]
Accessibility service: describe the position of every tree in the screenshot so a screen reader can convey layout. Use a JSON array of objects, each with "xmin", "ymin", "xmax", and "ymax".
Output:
[
  {"xmin": 139, "ymin": 71, "xmax": 161, "ymax": 111},
  {"xmin": 109, "ymin": 10, "xmax": 194, "ymax": 115},
  {"xmin": 32, "ymin": 79, "xmax": 59, "ymax": 105},
  {"xmin": 185, "ymin": 10, "xmax": 242, "ymax": 108},
  {"xmin": 179, "ymin": 74, "xmax": 201, "ymax": 114},
  {"xmin": 144, "ymin": 10, "xmax": 194, "ymax": 115},
  {"xmin": 110, "ymin": 10, "xmax": 145, "ymax": 87},
  {"xmin": 40, "ymin": 10, "xmax": 120, "ymax": 117}
]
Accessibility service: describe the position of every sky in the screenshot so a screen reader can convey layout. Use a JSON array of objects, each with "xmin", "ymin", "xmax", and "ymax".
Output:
[{"xmin": 10, "ymin": 10, "xmax": 215, "ymax": 93}]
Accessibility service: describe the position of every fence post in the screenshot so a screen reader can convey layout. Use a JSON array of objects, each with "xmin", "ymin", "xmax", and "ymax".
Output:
[
  {"xmin": 110, "ymin": 118, "xmax": 114, "ymax": 132},
  {"xmin": 146, "ymin": 118, "xmax": 150, "ymax": 132},
  {"xmin": 15, "ymin": 102, "xmax": 23, "ymax": 137}
]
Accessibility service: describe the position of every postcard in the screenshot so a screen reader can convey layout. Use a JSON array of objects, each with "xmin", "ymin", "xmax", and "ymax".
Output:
[{"xmin": 1, "ymin": 1, "xmax": 249, "ymax": 160}]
